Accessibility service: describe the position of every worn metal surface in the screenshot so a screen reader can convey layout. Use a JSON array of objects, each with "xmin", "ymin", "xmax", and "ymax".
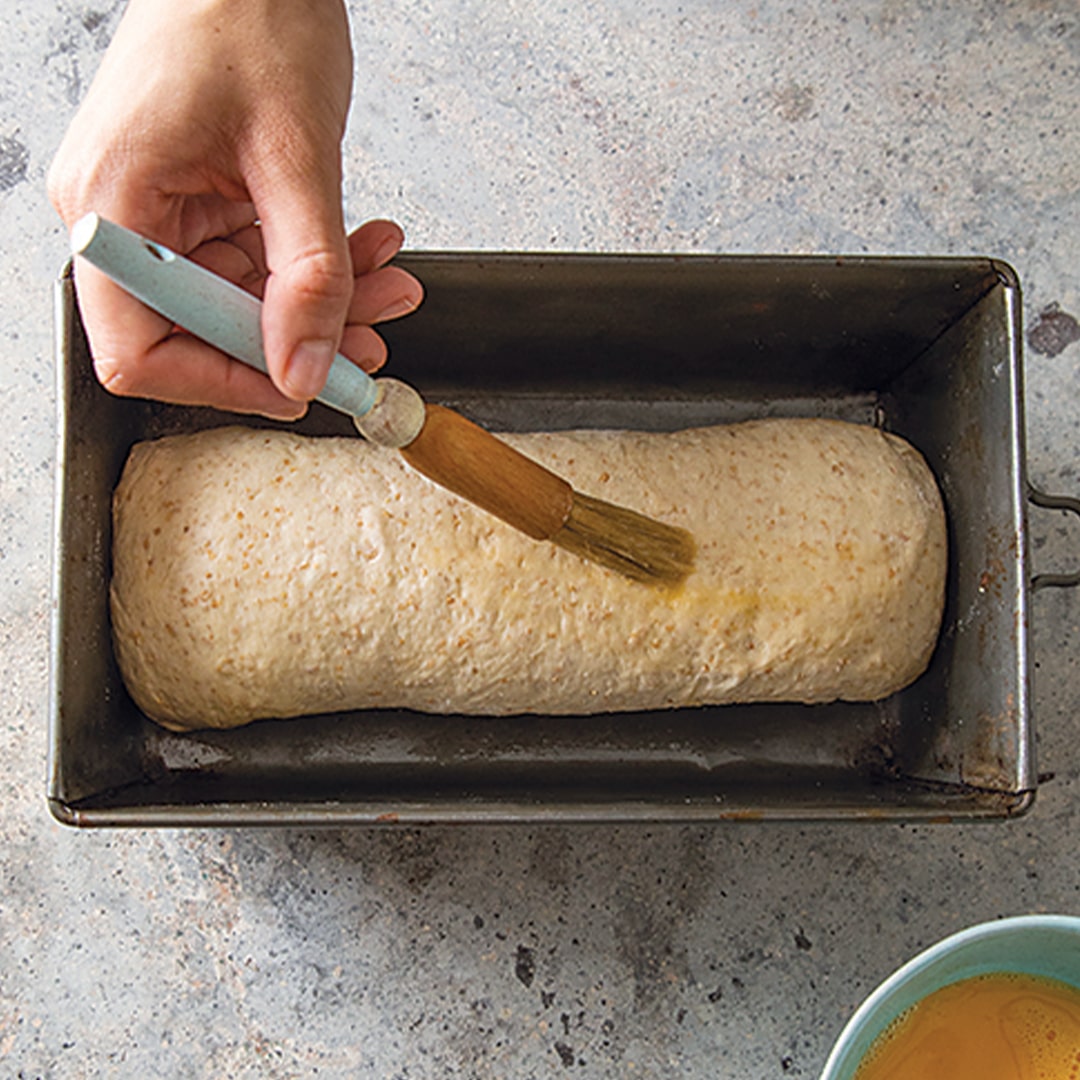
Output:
[{"xmin": 49, "ymin": 252, "xmax": 1034, "ymax": 825}]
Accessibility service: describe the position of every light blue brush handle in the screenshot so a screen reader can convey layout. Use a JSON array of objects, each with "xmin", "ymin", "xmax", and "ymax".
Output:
[{"xmin": 70, "ymin": 212, "xmax": 381, "ymax": 419}]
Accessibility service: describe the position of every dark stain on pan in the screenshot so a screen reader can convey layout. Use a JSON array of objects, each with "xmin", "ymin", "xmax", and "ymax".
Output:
[{"xmin": 957, "ymin": 695, "xmax": 1020, "ymax": 790}]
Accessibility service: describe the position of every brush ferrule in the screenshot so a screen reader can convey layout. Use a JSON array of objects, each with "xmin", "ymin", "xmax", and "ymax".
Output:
[{"xmin": 352, "ymin": 378, "xmax": 427, "ymax": 448}]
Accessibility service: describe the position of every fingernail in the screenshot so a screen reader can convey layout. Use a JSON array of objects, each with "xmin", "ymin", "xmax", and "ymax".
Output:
[
  {"xmin": 373, "ymin": 233, "xmax": 404, "ymax": 267},
  {"xmin": 375, "ymin": 282, "xmax": 424, "ymax": 322},
  {"xmin": 283, "ymin": 339, "xmax": 335, "ymax": 399}
]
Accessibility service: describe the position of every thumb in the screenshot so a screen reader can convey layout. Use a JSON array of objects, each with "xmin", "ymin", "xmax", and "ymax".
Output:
[{"xmin": 254, "ymin": 154, "xmax": 353, "ymax": 402}]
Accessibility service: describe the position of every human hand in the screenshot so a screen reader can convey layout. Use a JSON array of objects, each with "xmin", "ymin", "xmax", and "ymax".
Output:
[{"xmin": 47, "ymin": 0, "xmax": 422, "ymax": 420}]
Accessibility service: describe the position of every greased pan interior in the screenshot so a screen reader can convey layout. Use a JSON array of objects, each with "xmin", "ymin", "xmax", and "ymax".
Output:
[{"xmin": 48, "ymin": 253, "xmax": 1031, "ymax": 825}]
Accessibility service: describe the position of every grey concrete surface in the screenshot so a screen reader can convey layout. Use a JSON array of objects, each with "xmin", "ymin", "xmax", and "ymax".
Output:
[{"xmin": 2, "ymin": 0, "xmax": 1079, "ymax": 1076}]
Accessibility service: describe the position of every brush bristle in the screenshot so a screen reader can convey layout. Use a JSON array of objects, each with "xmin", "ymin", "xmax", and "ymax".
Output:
[{"xmin": 551, "ymin": 492, "xmax": 696, "ymax": 586}]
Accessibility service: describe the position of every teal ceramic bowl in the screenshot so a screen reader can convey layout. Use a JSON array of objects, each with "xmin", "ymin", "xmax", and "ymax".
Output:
[{"xmin": 819, "ymin": 914, "xmax": 1080, "ymax": 1080}]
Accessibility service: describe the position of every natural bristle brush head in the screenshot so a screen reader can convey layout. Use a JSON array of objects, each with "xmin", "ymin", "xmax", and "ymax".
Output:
[{"xmin": 551, "ymin": 491, "xmax": 697, "ymax": 586}]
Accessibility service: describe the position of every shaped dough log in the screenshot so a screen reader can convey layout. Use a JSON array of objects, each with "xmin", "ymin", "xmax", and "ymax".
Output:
[{"xmin": 110, "ymin": 419, "xmax": 947, "ymax": 731}]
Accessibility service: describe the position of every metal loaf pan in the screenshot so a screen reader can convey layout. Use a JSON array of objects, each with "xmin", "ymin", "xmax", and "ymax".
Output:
[{"xmin": 50, "ymin": 252, "xmax": 1037, "ymax": 825}]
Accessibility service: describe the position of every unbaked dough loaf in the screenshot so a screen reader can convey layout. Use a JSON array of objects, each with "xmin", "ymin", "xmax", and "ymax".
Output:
[{"xmin": 110, "ymin": 419, "xmax": 947, "ymax": 731}]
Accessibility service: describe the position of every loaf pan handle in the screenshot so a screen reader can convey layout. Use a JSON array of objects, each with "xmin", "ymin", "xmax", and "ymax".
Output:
[{"xmin": 1028, "ymin": 486, "xmax": 1080, "ymax": 590}]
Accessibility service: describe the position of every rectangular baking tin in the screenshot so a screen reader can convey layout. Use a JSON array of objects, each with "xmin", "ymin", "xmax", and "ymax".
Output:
[{"xmin": 48, "ymin": 252, "xmax": 1032, "ymax": 825}]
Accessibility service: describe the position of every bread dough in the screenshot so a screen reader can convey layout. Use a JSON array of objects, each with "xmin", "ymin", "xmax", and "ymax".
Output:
[{"xmin": 110, "ymin": 419, "xmax": 947, "ymax": 731}]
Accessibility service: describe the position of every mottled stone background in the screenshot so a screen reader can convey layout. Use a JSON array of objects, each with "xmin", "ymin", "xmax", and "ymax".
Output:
[{"xmin": 2, "ymin": 0, "xmax": 1078, "ymax": 1076}]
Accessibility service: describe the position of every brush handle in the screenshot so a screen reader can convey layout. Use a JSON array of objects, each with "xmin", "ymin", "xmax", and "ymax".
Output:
[
  {"xmin": 69, "ymin": 213, "xmax": 424, "ymax": 446},
  {"xmin": 401, "ymin": 405, "xmax": 574, "ymax": 539}
]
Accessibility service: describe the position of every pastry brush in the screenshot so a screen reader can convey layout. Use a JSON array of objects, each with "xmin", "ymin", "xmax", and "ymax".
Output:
[{"xmin": 70, "ymin": 213, "xmax": 696, "ymax": 585}]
